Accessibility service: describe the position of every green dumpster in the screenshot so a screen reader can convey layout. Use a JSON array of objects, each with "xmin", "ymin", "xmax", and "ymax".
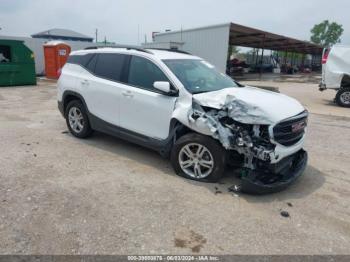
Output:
[{"xmin": 0, "ymin": 39, "xmax": 36, "ymax": 86}]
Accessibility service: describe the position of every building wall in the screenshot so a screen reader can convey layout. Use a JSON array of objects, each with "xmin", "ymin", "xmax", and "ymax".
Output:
[
  {"xmin": 0, "ymin": 35, "xmax": 96, "ymax": 75},
  {"xmin": 153, "ymin": 24, "xmax": 231, "ymax": 72}
]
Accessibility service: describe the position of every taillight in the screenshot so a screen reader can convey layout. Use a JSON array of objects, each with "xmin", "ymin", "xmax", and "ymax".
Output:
[
  {"xmin": 57, "ymin": 68, "xmax": 62, "ymax": 78},
  {"xmin": 322, "ymin": 49, "xmax": 330, "ymax": 64}
]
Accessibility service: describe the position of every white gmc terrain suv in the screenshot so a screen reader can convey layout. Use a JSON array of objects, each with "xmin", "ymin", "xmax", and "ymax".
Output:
[{"xmin": 58, "ymin": 46, "xmax": 308, "ymax": 194}]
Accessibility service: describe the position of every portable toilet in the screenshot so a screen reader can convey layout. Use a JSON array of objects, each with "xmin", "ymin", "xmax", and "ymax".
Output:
[
  {"xmin": 43, "ymin": 41, "xmax": 71, "ymax": 79},
  {"xmin": 0, "ymin": 39, "xmax": 36, "ymax": 87}
]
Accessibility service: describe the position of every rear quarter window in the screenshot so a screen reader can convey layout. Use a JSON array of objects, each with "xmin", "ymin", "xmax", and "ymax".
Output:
[
  {"xmin": 94, "ymin": 53, "xmax": 128, "ymax": 82},
  {"xmin": 67, "ymin": 53, "xmax": 95, "ymax": 67}
]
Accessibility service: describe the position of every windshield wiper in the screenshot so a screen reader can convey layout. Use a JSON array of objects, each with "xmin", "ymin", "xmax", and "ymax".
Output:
[{"xmin": 192, "ymin": 90, "xmax": 209, "ymax": 94}]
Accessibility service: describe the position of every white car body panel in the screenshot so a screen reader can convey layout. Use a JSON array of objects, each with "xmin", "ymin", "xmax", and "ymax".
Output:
[
  {"xmin": 192, "ymin": 86, "xmax": 304, "ymax": 124},
  {"xmin": 119, "ymin": 84, "xmax": 177, "ymax": 139},
  {"xmin": 322, "ymin": 45, "xmax": 350, "ymax": 89},
  {"xmin": 79, "ymin": 67, "xmax": 125, "ymax": 126},
  {"xmin": 57, "ymin": 63, "xmax": 81, "ymax": 103}
]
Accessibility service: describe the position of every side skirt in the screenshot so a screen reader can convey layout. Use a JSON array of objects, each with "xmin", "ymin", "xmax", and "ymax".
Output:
[{"xmin": 88, "ymin": 113, "xmax": 177, "ymax": 157}]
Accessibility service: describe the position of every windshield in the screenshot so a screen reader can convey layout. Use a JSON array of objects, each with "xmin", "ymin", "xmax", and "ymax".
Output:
[{"xmin": 163, "ymin": 59, "xmax": 239, "ymax": 94}]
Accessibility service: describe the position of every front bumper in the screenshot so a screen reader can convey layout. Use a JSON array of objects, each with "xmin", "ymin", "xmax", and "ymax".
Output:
[
  {"xmin": 58, "ymin": 101, "xmax": 64, "ymax": 117},
  {"xmin": 240, "ymin": 149, "xmax": 307, "ymax": 194}
]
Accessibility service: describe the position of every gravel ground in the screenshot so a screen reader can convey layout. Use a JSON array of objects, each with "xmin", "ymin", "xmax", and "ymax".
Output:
[{"xmin": 0, "ymin": 79, "xmax": 349, "ymax": 255}]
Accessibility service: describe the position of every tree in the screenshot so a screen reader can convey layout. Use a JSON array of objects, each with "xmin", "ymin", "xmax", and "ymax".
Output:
[
  {"xmin": 228, "ymin": 45, "xmax": 240, "ymax": 59},
  {"xmin": 310, "ymin": 20, "xmax": 344, "ymax": 47}
]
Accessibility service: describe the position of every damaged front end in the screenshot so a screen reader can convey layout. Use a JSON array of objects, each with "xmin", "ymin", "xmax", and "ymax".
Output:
[{"xmin": 188, "ymin": 99, "xmax": 308, "ymax": 194}]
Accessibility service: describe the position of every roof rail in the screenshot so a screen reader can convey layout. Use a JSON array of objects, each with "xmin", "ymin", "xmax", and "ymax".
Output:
[
  {"xmin": 84, "ymin": 45, "xmax": 153, "ymax": 54},
  {"xmin": 146, "ymin": 48, "xmax": 191, "ymax": 55}
]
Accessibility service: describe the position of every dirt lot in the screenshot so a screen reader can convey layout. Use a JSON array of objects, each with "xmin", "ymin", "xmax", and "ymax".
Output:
[{"xmin": 0, "ymin": 78, "xmax": 350, "ymax": 255}]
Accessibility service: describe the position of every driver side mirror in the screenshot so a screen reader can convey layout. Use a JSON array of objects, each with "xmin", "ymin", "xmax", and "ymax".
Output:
[{"xmin": 153, "ymin": 81, "xmax": 178, "ymax": 96}]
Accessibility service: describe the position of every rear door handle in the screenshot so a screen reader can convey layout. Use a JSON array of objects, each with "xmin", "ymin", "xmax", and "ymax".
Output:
[
  {"xmin": 81, "ymin": 79, "xmax": 89, "ymax": 86},
  {"xmin": 122, "ymin": 91, "xmax": 134, "ymax": 98}
]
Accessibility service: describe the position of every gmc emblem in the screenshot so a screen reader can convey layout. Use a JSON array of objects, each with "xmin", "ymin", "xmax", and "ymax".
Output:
[{"xmin": 292, "ymin": 121, "xmax": 306, "ymax": 133}]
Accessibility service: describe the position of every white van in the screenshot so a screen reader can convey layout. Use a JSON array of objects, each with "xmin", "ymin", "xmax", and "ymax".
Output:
[{"xmin": 320, "ymin": 45, "xmax": 350, "ymax": 107}]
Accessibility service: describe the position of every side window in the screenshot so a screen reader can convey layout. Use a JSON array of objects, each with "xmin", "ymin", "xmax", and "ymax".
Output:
[
  {"xmin": 67, "ymin": 53, "xmax": 94, "ymax": 67},
  {"xmin": 0, "ymin": 45, "xmax": 11, "ymax": 63},
  {"xmin": 85, "ymin": 54, "xmax": 97, "ymax": 72},
  {"xmin": 128, "ymin": 56, "xmax": 168, "ymax": 90},
  {"xmin": 94, "ymin": 53, "xmax": 127, "ymax": 82}
]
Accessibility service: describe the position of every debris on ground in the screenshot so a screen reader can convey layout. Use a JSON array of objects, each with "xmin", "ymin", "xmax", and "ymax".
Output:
[
  {"xmin": 280, "ymin": 211, "xmax": 290, "ymax": 218},
  {"xmin": 214, "ymin": 186, "xmax": 222, "ymax": 195},
  {"xmin": 228, "ymin": 185, "xmax": 241, "ymax": 193},
  {"xmin": 61, "ymin": 131, "xmax": 69, "ymax": 134},
  {"xmin": 287, "ymin": 202, "xmax": 293, "ymax": 207}
]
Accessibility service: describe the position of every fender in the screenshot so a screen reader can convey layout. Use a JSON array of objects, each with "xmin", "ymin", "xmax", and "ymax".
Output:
[
  {"xmin": 61, "ymin": 90, "xmax": 90, "ymax": 115},
  {"xmin": 341, "ymin": 74, "xmax": 350, "ymax": 88}
]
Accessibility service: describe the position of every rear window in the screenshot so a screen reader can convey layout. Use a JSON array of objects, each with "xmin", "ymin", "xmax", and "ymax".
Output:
[
  {"xmin": 94, "ymin": 53, "xmax": 127, "ymax": 82},
  {"xmin": 0, "ymin": 45, "xmax": 11, "ymax": 63}
]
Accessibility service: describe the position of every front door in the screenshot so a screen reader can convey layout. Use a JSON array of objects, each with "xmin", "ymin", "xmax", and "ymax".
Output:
[{"xmin": 119, "ymin": 55, "xmax": 177, "ymax": 140}]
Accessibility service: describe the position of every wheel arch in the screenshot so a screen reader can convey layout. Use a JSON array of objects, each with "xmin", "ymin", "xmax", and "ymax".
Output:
[
  {"xmin": 169, "ymin": 118, "xmax": 194, "ymax": 142},
  {"xmin": 62, "ymin": 91, "xmax": 88, "ymax": 115},
  {"xmin": 341, "ymin": 74, "xmax": 350, "ymax": 88}
]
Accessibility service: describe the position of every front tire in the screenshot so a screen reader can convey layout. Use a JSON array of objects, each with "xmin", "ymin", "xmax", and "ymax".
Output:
[
  {"xmin": 171, "ymin": 133, "xmax": 226, "ymax": 182},
  {"xmin": 335, "ymin": 88, "xmax": 350, "ymax": 107},
  {"xmin": 65, "ymin": 100, "xmax": 93, "ymax": 138}
]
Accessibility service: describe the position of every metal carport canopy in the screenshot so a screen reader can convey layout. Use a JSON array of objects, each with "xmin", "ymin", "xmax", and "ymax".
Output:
[{"xmin": 229, "ymin": 23, "xmax": 323, "ymax": 55}]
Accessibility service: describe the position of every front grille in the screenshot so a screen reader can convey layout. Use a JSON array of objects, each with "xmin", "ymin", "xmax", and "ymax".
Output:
[{"xmin": 273, "ymin": 112, "xmax": 308, "ymax": 146}]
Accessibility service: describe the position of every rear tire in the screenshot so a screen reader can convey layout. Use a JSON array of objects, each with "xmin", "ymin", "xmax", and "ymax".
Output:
[
  {"xmin": 335, "ymin": 88, "xmax": 350, "ymax": 107},
  {"xmin": 65, "ymin": 100, "xmax": 93, "ymax": 138},
  {"xmin": 171, "ymin": 133, "xmax": 226, "ymax": 182}
]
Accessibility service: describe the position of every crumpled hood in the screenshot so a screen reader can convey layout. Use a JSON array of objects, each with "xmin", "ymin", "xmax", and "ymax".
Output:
[{"xmin": 192, "ymin": 86, "xmax": 305, "ymax": 125}]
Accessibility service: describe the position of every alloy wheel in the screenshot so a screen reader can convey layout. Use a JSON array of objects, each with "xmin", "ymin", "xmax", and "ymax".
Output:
[
  {"xmin": 68, "ymin": 107, "xmax": 84, "ymax": 133},
  {"xmin": 178, "ymin": 143, "xmax": 214, "ymax": 179},
  {"xmin": 340, "ymin": 91, "xmax": 350, "ymax": 105}
]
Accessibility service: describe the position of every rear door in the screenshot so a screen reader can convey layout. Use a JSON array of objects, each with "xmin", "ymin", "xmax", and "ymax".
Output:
[
  {"xmin": 119, "ymin": 55, "xmax": 177, "ymax": 140},
  {"xmin": 81, "ymin": 53, "xmax": 129, "ymax": 126}
]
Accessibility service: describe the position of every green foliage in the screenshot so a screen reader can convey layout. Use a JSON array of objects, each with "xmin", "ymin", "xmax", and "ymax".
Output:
[
  {"xmin": 228, "ymin": 45, "xmax": 240, "ymax": 57},
  {"xmin": 310, "ymin": 20, "xmax": 344, "ymax": 47},
  {"xmin": 273, "ymin": 51, "xmax": 303, "ymax": 60}
]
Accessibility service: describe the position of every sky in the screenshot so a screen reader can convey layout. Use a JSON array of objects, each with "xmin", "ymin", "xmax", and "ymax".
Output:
[{"xmin": 0, "ymin": 0, "xmax": 349, "ymax": 45}]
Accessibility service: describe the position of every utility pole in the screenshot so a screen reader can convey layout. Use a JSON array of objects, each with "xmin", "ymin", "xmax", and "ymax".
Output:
[
  {"xmin": 95, "ymin": 28, "xmax": 98, "ymax": 43},
  {"xmin": 180, "ymin": 25, "xmax": 183, "ymax": 42},
  {"xmin": 137, "ymin": 24, "xmax": 140, "ymax": 45}
]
